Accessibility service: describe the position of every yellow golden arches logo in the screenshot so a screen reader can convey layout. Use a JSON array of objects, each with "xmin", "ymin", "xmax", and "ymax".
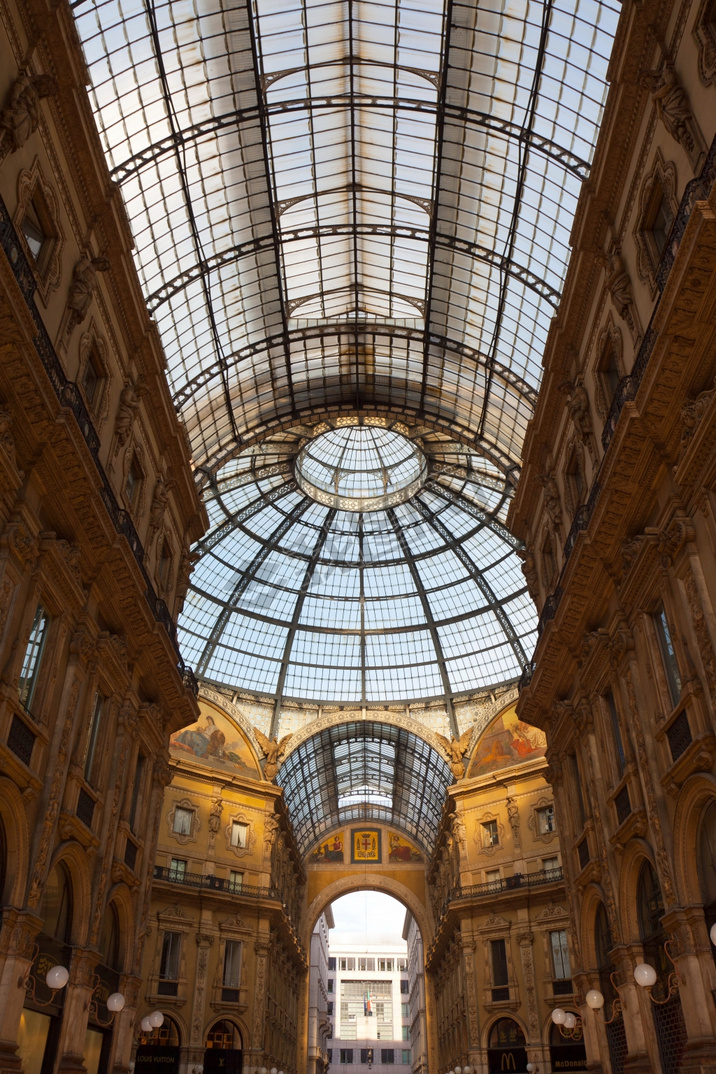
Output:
[{"xmin": 500, "ymin": 1054, "xmax": 517, "ymax": 1071}]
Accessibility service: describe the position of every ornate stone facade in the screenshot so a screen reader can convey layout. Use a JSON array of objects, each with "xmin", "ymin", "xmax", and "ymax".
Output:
[{"xmin": 511, "ymin": 2, "xmax": 716, "ymax": 1072}]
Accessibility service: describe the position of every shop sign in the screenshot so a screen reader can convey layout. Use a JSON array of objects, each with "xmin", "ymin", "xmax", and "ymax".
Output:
[
  {"xmin": 487, "ymin": 1047, "xmax": 528, "ymax": 1072},
  {"xmin": 134, "ymin": 1046, "xmax": 180, "ymax": 1073}
]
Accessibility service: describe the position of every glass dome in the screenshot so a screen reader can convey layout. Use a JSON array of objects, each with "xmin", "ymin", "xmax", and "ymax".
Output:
[
  {"xmin": 179, "ymin": 418, "xmax": 537, "ymax": 705},
  {"xmin": 295, "ymin": 424, "xmax": 427, "ymax": 510}
]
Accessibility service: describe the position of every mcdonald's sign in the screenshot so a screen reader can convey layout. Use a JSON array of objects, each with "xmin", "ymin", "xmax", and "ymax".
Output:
[{"xmin": 487, "ymin": 1046, "xmax": 528, "ymax": 1073}]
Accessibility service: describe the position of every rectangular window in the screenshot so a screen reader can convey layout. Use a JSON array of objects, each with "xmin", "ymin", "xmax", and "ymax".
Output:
[
  {"xmin": 7, "ymin": 714, "xmax": 35, "ymax": 767},
  {"xmin": 397, "ymin": 958, "xmax": 407, "ymax": 970},
  {"xmin": 358, "ymin": 958, "xmax": 375, "ymax": 971},
  {"xmin": 327, "ymin": 1001, "xmax": 333, "ymax": 1016},
  {"xmin": 550, "ymin": 930, "xmax": 571, "ymax": 979},
  {"xmin": 377, "ymin": 959, "xmax": 393, "ymax": 971},
  {"xmin": 537, "ymin": 804, "xmax": 556, "ymax": 834},
  {"xmin": 485, "ymin": 868, "xmax": 501, "ymax": 886},
  {"xmin": 173, "ymin": 807, "xmax": 194, "ymax": 835},
  {"xmin": 159, "ymin": 931, "xmax": 181, "ymax": 980},
  {"xmin": 606, "ymin": 691, "xmax": 626, "ymax": 776},
  {"xmin": 169, "ymin": 858, "xmax": 186, "ymax": 881},
  {"xmin": 381, "ymin": 1050, "xmax": 395, "ymax": 1064},
  {"xmin": 231, "ymin": 821, "xmax": 249, "ymax": 848},
  {"xmin": 654, "ymin": 606, "xmax": 682, "ymax": 706},
  {"xmin": 482, "ymin": 819, "xmax": 499, "ymax": 847},
  {"xmin": 402, "ymin": 1050, "xmax": 411, "ymax": 1064},
  {"xmin": 229, "ymin": 871, "xmax": 243, "ymax": 892},
  {"xmin": 18, "ymin": 605, "xmax": 48, "ymax": 710},
  {"xmin": 401, "ymin": 1026, "xmax": 410, "ymax": 1041},
  {"xmin": 401, "ymin": 1002, "xmax": 409, "ymax": 1017},
  {"xmin": 340, "ymin": 957, "xmax": 356, "ymax": 970},
  {"xmin": 400, "ymin": 979, "xmax": 409, "ymax": 994},
  {"xmin": 327, "ymin": 979, "xmax": 334, "ymax": 993},
  {"xmin": 329, "ymin": 957, "xmax": 337, "ymax": 971},
  {"xmin": 340, "ymin": 1049, "xmax": 353, "ymax": 1064},
  {"xmin": 129, "ymin": 752, "xmax": 146, "ymax": 831},
  {"xmin": 223, "ymin": 940, "xmax": 242, "ymax": 988},
  {"xmin": 360, "ymin": 1049, "xmax": 374, "ymax": 1064},
  {"xmin": 490, "ymin": 939, "xmax": 509, "ymax": 988},
  {"xmin": 83, "ymin": 693, "xmax": 104, "ymax": 785},
  {"xmin": 543, "ymin": 856, "xmax": 559, "ymax": 873}
]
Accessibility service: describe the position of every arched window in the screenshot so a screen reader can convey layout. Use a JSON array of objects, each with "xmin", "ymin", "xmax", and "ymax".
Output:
[
  {"xmin": 205, "ymin": 1019, "xmax": 242, "ymax": 1048},
  {"xmin": 100, "ymin": 902, "xmax": 121, "ymax": 971},
  {"xmin": 488, "ymin": 1018, "xmax": 525, "ymax": 1049},
  {"xmin": 40, "ymin": 863, "xmax": 73, "ymax": 943},
  {"xmin": 698, "ymin": 799, "xmax": 716, "ymax": 962},
  {"xmin": 138, "ymin": 1014, "xmax": 181, "ymax": 1046}
]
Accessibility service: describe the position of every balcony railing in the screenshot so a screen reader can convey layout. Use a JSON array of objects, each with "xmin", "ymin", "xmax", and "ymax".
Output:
[
  {"xmin": 451, "ymin": 866, "xmax": 563, "ymax": 901},
  {"xmin": 153, "ymin": 865, "xmax": 276, "ymax": 899}
]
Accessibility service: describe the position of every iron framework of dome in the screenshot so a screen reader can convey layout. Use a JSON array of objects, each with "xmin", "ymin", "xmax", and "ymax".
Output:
[
  {"xmin": 178, "ymin": 418, "xmax": 537, "ymax": 728},
  {"xmin": 72, "ymin": 0, "xmax": 620, "ymax": 719}
]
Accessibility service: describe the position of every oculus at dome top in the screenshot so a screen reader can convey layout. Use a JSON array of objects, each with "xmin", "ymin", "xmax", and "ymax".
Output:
[{"xmin": 178, "ymin": 416, "xmax": 536, "ymax": 708}]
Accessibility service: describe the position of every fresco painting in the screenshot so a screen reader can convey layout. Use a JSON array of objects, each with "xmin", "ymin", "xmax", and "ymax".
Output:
[
  {"xmin": 468, "ymin": 707, "xmax": 547, "ymax": 777},
  {"xmin": 310, "ymin": 832, "xmax": 345, "ymax": 862},
  {"xmin": 170, "ymin": 708, "xmax": 258, "ymax": 777},
  {"xmin": 387, "ymin": 832, "xmax": 422, "ymax": 862}
]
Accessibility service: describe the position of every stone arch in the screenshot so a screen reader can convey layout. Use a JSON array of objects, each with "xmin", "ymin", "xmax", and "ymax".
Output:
[
  {"xmin": 672, "ymin": 772, "xmax": 716, "ymax": 906},
  {"xmin": 482, "ymin": 1011, "xmax": 530, "ymax": 1050},
  {"xmin": 46, "ymin": 840, "xmax": 92, "ymax": 946},
  {"xmin": 283, "ymin": 709, "xmax": 452, "ymax": 768},
  {"xmin": 617, "ymin": 840, "xmax": 659, "ymax": 944},
  {"xmin": 302, "ymin": 873, "xmax": 432, "ymax": 952},
  {"xmin": 0, "ymin": 775, "xmax": 29, "ymax": 906}
]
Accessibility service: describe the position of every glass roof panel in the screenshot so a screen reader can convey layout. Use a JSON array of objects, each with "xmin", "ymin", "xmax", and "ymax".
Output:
[{"xmin": 74, "ymin": 0, "xmax": 619, "ymax": 477}]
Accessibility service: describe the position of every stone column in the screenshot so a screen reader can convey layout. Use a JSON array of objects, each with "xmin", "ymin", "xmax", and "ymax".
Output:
[
  {"xmin": 56, "ymin": 947, "xmax": 97, "ymax": 1073},
  {"xmin": 661, "ymin": 907, "xmax": 716, "ymax": 1073},
  {"xmin": 243, "ymin": 939, "xmax": 269, "ymax": 1074},
  {"xmin": 187, "ymin": 933, "xmax": 214, "ymax": 1070},
  {"xmin": 0, "ymin": 910, "xmax": 42, "ymax": 1071}
]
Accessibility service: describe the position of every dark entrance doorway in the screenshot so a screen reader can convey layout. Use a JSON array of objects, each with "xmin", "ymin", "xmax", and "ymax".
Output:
[{"xmin": 487, "ymin": 1018, "xmax": 528, "ymax": 1073}]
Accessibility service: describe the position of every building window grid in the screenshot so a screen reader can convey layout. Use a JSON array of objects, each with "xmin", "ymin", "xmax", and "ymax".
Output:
[
  {"xmin": 654, "ymin": 606, "xmax": 682, "ymax": 707},
  {"xmin": 172, "ymin": 807, "xmax": 194, "ymax": 835}
]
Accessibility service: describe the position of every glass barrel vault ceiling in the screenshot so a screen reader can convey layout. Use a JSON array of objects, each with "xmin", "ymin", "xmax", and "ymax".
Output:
[
  {"xmin": 74, "ymin": 0, "xmax": 620, "ymax": 481},
  {"xmin": 179, "ymin": 418, "xmax": 537, "ymax": 711}
]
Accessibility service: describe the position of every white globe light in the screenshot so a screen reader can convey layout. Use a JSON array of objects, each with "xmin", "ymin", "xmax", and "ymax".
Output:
[
  {"xmin": 45, "ymin": 965, "xmax": 69, "ymax": 989},
  {"xmin": 563, "ymin": 1012, "xmax": 577, "ymax": 1029},
  {"xmin": 270, "ymin": 1067, "xmax": 278, "ymax": 1074},
  {"xmin": 257, "ymin": 1068, "xmax": 267, "ymax": 1074},
  {"xmin": 551, "ymin": 1008, "xmax": 567, "ymax": 1025},
  {"xmin": 633, "ymin": 963, "xmax": 657, "ymax": 988},
  {"xmin": 527, "ymin": 1065, "xmax": 535, "ymax": 1073},
  {"xmin": 107, "ymin": 992, "xmax": 125, "ymax": 1012},
  {"xmin": 141, "ymin": 1016, "xmax": 153, "ymax": 1033},
  {"xmin": 711, "ymin": 922, "xmax": 716, "ymax": 946},
  {"xmin": 149, "ymin": 1010, "xmax": 164, "ymax": 1028},
  {"xmin": 463, "ymin": 1068, "xmax": 473, "ymax": 1074},
  {"xmin": 586, "ymin": 989, "xmax": 605, "ymax": 1009}
]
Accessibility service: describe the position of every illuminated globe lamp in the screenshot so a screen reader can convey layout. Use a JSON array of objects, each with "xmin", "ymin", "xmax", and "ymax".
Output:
[
  {"xmin": 45, "ymin": 965, "xmax": 69, "ymax": 990},
  {"xmin": 711, "ymin": 922, "xmax": 716, "ymax": 946},
  {"xmin": 551, "ymin": 1008, "xmax": 567, "ymax": 1026},
  {"xmin": 633, "ymin": 962, "xmax": 658, "ymax": 988},
  {"xmin": 586, "ymin": 989, "xmax": 605, "ymax": 1009},
  {"xmin": 107, "ymin": 992, "xmax": 125, "ymax": 1013}
]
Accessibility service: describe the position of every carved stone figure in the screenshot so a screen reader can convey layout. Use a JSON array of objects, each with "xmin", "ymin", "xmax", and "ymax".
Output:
[
  {"xmin": 175, "ymin": 545, "xmax": 199, "ymax": 611},
  {"xmin": 147, "ymin": 475, "xmax": 174, "ymax": 546},
  {"xmin": 540, "ymin": 471, "xmax": 562, "ymax": 533},
  {"xmin": 560, "ymin": 379, "xmax": 592, "ymax": 445},
  {"xmin": 506, "ymin": 796, "xmax": 521, "ymax": 849},
  {"xmin": 606, "ymin": 251, "xmax": 639, "ymax": 340},
  {"xmin": 67, "ymin": 254, "xmax": 110, "ymax": 327},
  {"xmin": 208, "ymin": 798, "xmax": 222, "ymax": 834},
  {"xmin": 113, "ymin": 378, "xmax": 142, "ymax": 452},
  {"xmin": 645, "ymin": 63, "xmax": 698, "ymax": 156},
  {"xmin": 0, "ymin": 71, "xmax": 56, "ymax": 158},
  {"xmin": 254, "ymin": 729, "xmax": 292, "ymax": 781},
  {"xmin": 435, "ymin": 728, "xmax": 473, "ymax": 780}
]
